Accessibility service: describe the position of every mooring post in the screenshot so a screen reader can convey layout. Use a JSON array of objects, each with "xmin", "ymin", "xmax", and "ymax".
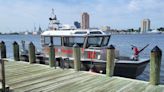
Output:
[
  {"xmin": 150, "ymin": 46, "xmax": 162, "ymax": 85},
  {"xmin": 0, "ymin": 41, "xmax": 6, "ymax": 58},
  {"xmin": 28, "ymin": 42, "xmax": 36, "ymax": 64},
  {"xmin": 49, "ymin": 43, "xmax": 56, "ymax": 68},
  {"xmin": 13, "ymin": 41, "xmax": 20, "ymax": 61},
  {"xmin": 106, "ymin": 45, "xmax": 115, "ymax": 77},
  {"xmin": 0, "ymin": 59, "xmax": 6, "ymax": 92},
  {"xmin": 73, "ymin": 44, "xmax": 81, "ymax": 71}
]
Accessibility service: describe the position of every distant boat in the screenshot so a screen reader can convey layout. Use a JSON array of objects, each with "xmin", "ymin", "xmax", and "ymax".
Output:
[{"xmin": 146, "ymin": 30, "xmax": 162, "ymax": 34}]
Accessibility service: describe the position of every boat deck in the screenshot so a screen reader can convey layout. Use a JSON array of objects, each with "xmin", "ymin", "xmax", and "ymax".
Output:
[{"xmin": 3, "ymin": 61, "xmax": 164, "ymax": 92}]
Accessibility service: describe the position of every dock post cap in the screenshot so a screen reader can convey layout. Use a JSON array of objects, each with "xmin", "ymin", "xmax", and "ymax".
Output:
[
  {"xmin": 151, "ymin": 46, "xmax": 162, "ymax": 53},
  {"xmin": 29, "ymin": 42, "xmax": 34, "ymax": 45},
  {"xmin": 107, "ymin": 44, "xmax": 115, "ymax": 49},
  {"xmin": 13, "ymin": 41, "xmax": 18, "ymax": 45},
  {"xmin": 1, "ymin": 41, "xmax": 5, "ymax": 44},
  {"xmin": 73, "ymin": 43, "xmax": 79, "ymax": 48}
]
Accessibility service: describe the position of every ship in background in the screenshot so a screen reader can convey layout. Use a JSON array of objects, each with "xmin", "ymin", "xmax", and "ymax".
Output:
[{"xmin": 146, "ymin": 29, "xmax": 162, "ymax": 34}]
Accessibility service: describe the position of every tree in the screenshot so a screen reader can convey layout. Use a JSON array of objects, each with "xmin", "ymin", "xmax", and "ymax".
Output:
[{"xmin": 157, "ymin": 27, "xmax": 164, "ymax": 31}]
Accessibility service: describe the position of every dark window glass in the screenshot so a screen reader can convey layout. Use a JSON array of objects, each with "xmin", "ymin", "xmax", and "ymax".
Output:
[
  {"xmin": 75, "ymin": 32, "xmax": 87, "ymax": 34},
  {"xmin": 44, "ymin": 37, "xmax": 50, "ymax": 45},
  {"xmin": 87, "ymin": 37, "xmax": 103, "ymax": 47},
  {"xmin": 90, "ymin": 31, "xmax": 102, "ymax": 34},
  {"xmin": 102, "ymin": 37, "xmax": 109, "ymax": 46},
  {"xmin": 53, "ymin": 37, "xmax": 62, "ymax": 46},
  {"xmin": 63, "ymin": 37, "xmax": 85, "ymax": 47}
]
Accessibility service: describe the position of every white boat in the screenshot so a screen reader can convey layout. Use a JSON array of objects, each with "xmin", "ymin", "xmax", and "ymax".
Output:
[
  {"xmin": 146, "ymin": 30, "xmax": 162, "ymax": 34},
  {"xmin": 41, "ymin": 29, "xmax": 149, "ymax": 78}
]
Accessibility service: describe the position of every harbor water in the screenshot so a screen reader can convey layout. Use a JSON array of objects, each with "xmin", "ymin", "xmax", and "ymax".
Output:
[{"xmin": 0, "ymin": 34, "xmax": 164, "ymax": 84}]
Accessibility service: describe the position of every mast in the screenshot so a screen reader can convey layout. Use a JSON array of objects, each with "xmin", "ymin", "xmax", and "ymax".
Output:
[{"xmin": 48, "ymin": 8, "xmax": 60, "ymax": 30}]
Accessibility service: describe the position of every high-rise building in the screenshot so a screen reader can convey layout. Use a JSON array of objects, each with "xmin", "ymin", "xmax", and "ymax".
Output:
[
  {"xmin": 81, "ymin": 12, "xmax": 89, "ymax": 29},
  {"xmin": 141, "ymin": 19, "xmax": 151, "ymax": 33}
]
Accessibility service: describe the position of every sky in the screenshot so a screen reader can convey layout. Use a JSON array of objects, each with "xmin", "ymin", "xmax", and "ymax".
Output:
[{"xmin": 0, "ymin": 0, "xmax": 164, "ymax": 33}]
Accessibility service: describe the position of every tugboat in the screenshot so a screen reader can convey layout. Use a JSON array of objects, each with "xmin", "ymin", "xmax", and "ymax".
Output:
[{"xmin": 40, "ymin": 9, "xmax": 150, "ymax": 78}]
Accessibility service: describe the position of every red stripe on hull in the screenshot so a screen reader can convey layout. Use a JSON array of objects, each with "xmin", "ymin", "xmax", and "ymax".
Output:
[{"xmin": 61, "ymin": 48, "xmax": 73, "ymax": 54}]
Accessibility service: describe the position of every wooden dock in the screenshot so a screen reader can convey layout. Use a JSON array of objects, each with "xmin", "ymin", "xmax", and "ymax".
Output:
[{"xmin": 2, "ymin": 61, "xmax": 164, "ymax": 92}]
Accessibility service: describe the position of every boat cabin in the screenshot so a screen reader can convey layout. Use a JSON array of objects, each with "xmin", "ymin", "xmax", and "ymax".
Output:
[
  {"xmin": 41, "ymin": 29, "xmax": 110, "ymax": 60},
  {"xmin": 41, "ymin": 29, "xmax": 110, "ymax": 48}
]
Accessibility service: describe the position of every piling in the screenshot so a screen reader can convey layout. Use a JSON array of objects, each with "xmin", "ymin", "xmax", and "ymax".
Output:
[
  {"xmin": 28, "ymin": 42, "xmax": 36, "ymax": 64},
  {"xmin": 106, "ymin": 45, "xmax": 115, "ymax": 77},
  {"xmin": 150, "ymin": 46, "xmax": 162, "ymax": 85},
  {"xmin": 0, "ymin": 59, "xmax": 6, "ymax": 92},
  {"xmin": 13, "ymin": 41, "xmax": 20, "ymax": 61},
  {"xmin": 73, "ymin": 44, "xmax": 81, "ymax": 71},
  {"xmin": 49, "ymin": 43, "xmax": 56, "ymax": 67},
  {"xmin": 0, "ymin": 41, "xmax": 6, "ymax": 58}
]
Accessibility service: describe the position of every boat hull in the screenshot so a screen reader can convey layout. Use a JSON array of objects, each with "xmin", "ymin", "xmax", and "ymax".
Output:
[
  {"xmin": 20, "ymin": 54, "xmax": 149, "ymax": 78},
  {"xmin": 63, "ymin": 59, "xmax": 149, "ymax": 78}
]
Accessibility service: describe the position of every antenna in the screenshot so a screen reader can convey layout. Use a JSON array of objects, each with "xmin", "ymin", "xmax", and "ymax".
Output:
[{"xmin": 52, "ymin": 8, "xmax": 54, "ymax": 15}]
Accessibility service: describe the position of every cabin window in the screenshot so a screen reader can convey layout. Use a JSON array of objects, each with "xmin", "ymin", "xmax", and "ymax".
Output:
[
  {"xmin": 102, "ymin": 37, "xmax": 110, "ymax": 46},
  {"xmin": 63, "ymin": 37, "xmax": 85, "ymax": 47},
  {"xmin": 87, "ymin": 37, "xmax": 103, "ymax": 47},
  {"xmin": 74, "ymin": 32, "xmax": 87, "ymax": 34},
  {"xmin": 44, "ymin": 37, "xmax": 51, "ymax": 45},
  {"xmin": 90, "ymin": 31, "xmax": 102, "ymax": 34},
  {"xmin": 53, "ymin": 37, "xmax": 62, "ymax": 46}
]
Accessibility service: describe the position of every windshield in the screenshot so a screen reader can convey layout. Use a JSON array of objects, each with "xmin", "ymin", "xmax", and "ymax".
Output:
[
  {"xmin": 63, "ymin": 36, "xmax": 85, "ymax": 47},
  {"xmin": 102, "ymin": 36, "xmax": 110, "ymax": 46},
  {"xmin": 86, "ymin": 36, "xmax": 110, "ymax": 47},
  {"xmin": 44, "ymin": 37, "xmax": 51, "ymax": 45},
  {"xmin": 53, "ymin": 37, "xmax": 62, "ymax": 46},
  {"xmin": 87, "ymin": 37, "xmax": 103, "ymax": 47}
]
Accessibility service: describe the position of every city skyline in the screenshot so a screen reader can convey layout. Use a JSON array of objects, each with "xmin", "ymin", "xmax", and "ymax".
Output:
[{"xmin": 0, "ymin": 0, "xmax": 164, "ymax": 32}]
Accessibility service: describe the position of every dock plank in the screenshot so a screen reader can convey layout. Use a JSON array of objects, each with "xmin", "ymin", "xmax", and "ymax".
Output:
[
  {"xmin": 48, "ymin": 75, "xmax": 109, "ymax": 92},
  {"xmin": 29, "ymin": 73, "xmax": 94, "ymax": 92},
  {"xmin": 7, "ymin": 69, "xmax": 64, "ymax": 86},
  {"xmin": 13, "ymin": 72, "xmax": 87, "ymax": 91},
  {"xmin": 49, "ymin": 76, "xmax": 111, "ymax": 92},
  {"xmin": 3, "ymin": 61, "xmax": 164, "ymax": 92}
]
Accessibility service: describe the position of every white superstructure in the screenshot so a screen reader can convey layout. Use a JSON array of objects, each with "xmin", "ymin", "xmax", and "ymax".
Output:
[
  {"xmin": 41, "ymin": 29, "xmax": 108, "ymax": 37},
  {"xmin": 43, "ymin": 9, "xmax": 108, "ymax": 37}
]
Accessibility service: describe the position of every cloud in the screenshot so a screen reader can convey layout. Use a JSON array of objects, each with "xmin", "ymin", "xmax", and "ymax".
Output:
[
  {"xmin": 128, "ymin": 0, "xmax": 140, "ymax": 11},
  {"xmin": 128, "ymin": 0, "xmax": 164, "ymax": 12}
]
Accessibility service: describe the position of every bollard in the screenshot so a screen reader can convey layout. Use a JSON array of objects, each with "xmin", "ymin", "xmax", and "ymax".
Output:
[
  {"xmin": 0, "ymin": 41, "xmax": 6, "ymax": 58},
  {"xmin": 28, "ymin": 42, "xmax": 36, "ymax": 64},
  {"xmin": 13, "ymin": 41, "xmax": 20, "ymax": 61},
  {"xmin": 49, "ymin": 43, "xmax": 56, "ymax": 67},
  {"xmin": 73, "ymin": 44, "xmax": 81, "ymax": 71},
  {"xmin": 106, "ymin": 45, "xmax": 115, "ymax": 77},
  {"xmin": 150, "ymin": 46, "xmax": 162, "ymax": 85}
]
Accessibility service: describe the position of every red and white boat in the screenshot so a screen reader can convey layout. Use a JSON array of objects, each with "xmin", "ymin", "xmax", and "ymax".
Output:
[{"xmin": 19, "ymin": 9, "xmax": 149, "ymax": 78}]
